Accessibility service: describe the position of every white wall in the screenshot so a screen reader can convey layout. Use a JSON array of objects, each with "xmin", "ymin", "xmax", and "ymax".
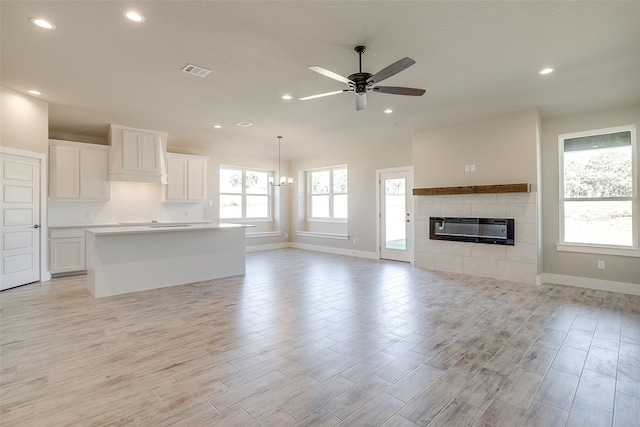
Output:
[
  {"xmin": 541, "ymin": 103, "xmax": 640, "ymax": 290},
  {"xmin": 413, "ymin": 108, "xmax": 539, "ymax": 188},
  {"xmin": 291, "ymin": 141, "xmax": 413, "ymax": 255},
  {"xmin": 1, "ymin": 86, "xmax": 48, "ymax": 154}
]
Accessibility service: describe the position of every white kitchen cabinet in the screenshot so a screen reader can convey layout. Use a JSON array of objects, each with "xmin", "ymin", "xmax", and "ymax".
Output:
[
  {"xmin": 49, "ymin": 228, "xmax": 86, "ymax": 276},
  {"xmin": 109, "ymin": 125, "xmax": 168, "ymax": 183},
  {"xmin": 49, "ymin": 140, "xmax": 110, "ymax": 200},
  {"xmin": 164, "ymin": 153, "xmax": 208, "ymax": 202}
]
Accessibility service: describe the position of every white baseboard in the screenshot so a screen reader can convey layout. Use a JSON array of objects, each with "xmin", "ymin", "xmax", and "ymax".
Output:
[
  {"xmin": 290, "ymin": 242, "xmax": 378, "ymax": 260},
  {"xmin": 541, "ymin": 273, "xmax": 640, "ymax": 296}
]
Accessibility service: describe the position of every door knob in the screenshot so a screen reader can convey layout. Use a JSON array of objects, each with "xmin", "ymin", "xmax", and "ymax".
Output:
[{"xmin": 33, "ymin": 224, "xmax": 40, "ymax": 229}]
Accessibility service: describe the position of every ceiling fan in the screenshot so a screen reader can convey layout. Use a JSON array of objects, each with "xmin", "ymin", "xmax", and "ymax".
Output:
[{"xmin": 300, "ymin": 45, "xmax": 426, "ymax": 111}]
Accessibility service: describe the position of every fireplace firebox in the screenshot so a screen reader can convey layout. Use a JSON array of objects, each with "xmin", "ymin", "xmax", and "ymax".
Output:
[{"xmin": 430, "ymin": 217, "xmax": 514, "ymax": 245}]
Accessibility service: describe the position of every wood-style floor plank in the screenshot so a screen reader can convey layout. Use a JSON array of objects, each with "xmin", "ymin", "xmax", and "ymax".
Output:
[{"xmin": 1, "ymin": 248, "xmax": 639, "ymax": 426}]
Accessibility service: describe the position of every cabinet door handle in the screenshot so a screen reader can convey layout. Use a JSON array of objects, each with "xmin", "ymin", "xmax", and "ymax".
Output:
[{"xmin": 33, "ymin": 224, "xmax": 40, "ymax": 229}]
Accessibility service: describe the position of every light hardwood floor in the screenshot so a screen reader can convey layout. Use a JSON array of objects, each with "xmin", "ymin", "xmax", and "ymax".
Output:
[{"xmin": 1, "ymin": 249, "xmax": 639, "ymax": 426}]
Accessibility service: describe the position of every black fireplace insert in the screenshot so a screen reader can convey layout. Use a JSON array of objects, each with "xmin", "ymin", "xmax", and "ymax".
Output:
[{"xmin": 430, "ymin": 217, "xmax": 515, "ymax": 245}]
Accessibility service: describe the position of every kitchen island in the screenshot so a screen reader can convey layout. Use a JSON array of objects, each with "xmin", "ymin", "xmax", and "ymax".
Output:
[{"xmin": 85, "ymin": 223, "xmax": 248, "ymax": 298}]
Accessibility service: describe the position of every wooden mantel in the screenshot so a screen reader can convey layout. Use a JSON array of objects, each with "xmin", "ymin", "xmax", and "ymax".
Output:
[{"xmin": 413, "ymin": 183, "xmax": 530, "ymax": 196}]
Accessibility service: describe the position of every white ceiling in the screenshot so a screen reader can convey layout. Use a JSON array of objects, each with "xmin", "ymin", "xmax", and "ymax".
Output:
[{"xmin": 2, "ymin": 1, "xmax": 640, "ymax": 160}]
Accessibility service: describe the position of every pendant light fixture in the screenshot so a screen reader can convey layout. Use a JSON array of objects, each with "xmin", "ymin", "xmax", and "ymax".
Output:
[{"xmin": 269, "ymin": 136, "xmax": 293, "ymax": 186}]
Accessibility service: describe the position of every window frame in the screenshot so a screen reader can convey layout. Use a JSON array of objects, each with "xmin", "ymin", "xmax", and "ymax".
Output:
[
  {"xmin": 219, "ymin": 166, "xmax": 273, "ymax": 222},
  {"xmin": 557, "ymin": 124, "xmax": 638, "ymax": 256},
  {"xmin": 306, "ymin": 165, "xmax": 348, "ymax": 222}
]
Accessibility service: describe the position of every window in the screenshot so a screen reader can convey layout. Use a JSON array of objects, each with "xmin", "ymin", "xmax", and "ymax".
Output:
[
  {"xmin": 308, "ymin": 166, "xmax": 348, "ymax": 220},
  {"xmin": 220, "ymin": 167, "xmax": 271, "ymax": 220},
  {"xmin": 559, "ymin": 125, "xmax": 636, "ymax": 247}
]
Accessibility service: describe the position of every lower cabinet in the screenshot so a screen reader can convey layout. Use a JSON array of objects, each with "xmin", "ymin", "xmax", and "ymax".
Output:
[{"xmin": 50, "ymin": 229, "xmax": 86, "ymax": 276}]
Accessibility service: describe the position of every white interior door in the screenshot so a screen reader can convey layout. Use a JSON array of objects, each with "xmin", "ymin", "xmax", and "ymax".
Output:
[
  {"xmin": 380, "ymin": 169, "xmax": 413, "ymax": 262},
  {"xmin": 1, "ymin": 153, "xmax": 41, "ymax": 290}
]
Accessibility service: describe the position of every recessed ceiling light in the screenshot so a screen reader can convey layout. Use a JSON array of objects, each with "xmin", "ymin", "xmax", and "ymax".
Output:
[
  {"xmin": 30, "ymin": 18, "xmax": 55, "ymax": 29},
  {"xmin": 213, "ymin": 125, "xmax": 222, "ymax": 129},
  {"xmin": 27, "ymin": 90, "xmax": 42, "ymax": 95},
  {"xmin": 384, "ymin": 109, "xmax": 393, "ymax": 114},
  {"xmin": 124, "ymin": 10, "xmax": 145, "ymax": 22},
  {"xmin": 281, "ymin": 94, "xmax": 293, "ymax": 100},
  {"xmin": 539, "ymin": 67, "xmax": 554, "ymax": 75}
]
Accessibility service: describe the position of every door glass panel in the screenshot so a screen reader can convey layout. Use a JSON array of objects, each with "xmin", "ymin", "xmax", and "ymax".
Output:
[{"xmin": 385, "ymin": 178, "xmax": 406, "ymax": 250}]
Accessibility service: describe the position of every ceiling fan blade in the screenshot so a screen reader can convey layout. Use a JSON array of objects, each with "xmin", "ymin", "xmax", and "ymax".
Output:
[
  {"xmin": 299, "ymin": 90, "xmax": 349, "ymax": 101},
  {"xmin": 367, "ymin": 57, "xmax": 416, "ymax": 84},
  {"xmin": 372, "ymin": 86, "xmax": 426, "ymax": 96},
  {"xmin": 355, "ymin": 92, "xmax": 367, "ymax": 111},
  {"xmin": 309, "ymin": 66, "xmax": 353, "ymax": 84}
]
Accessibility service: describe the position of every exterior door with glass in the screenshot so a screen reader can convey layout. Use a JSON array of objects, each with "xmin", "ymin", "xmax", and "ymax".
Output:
[{"xmin": 380, "ymin": 169, "xmax": 413, "ymax": 262}]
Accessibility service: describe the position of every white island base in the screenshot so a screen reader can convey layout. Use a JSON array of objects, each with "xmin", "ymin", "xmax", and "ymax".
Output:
[{"xmin": 85, "ymin": 224, "xmax": 247, "ymax": 298}]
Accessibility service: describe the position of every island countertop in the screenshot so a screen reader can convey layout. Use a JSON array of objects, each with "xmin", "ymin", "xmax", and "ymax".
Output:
[
  {"xmin": 85, "ymin": 222, "xmax": 252, "ymax": 236},
  {"xmin": 48, "ymin": 220, "xmax": 215, "ymax": 229}
]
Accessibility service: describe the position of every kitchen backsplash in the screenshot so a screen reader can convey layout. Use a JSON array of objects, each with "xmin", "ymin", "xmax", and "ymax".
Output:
[{"xmin": 48, "ymin": 182, "xmax": 205, "ymax": 225}]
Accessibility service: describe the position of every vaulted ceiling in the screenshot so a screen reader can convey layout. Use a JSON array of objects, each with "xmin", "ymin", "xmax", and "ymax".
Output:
[{"xmin": 2, "ymin": 1, "xmax": 639, "ymax": 159}]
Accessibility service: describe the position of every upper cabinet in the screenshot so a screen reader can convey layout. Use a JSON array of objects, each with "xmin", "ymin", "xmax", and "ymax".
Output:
[
  {"xmin": 108, "ymin": 125, "xmax": 168, "ymax": 184},
  {"xmin": 49, "ymin": 140, "xmax": 110, "ymax": 200},
  {"xmin": 164, "ymin": 153, "xmax": 209, "ymax": 202}
]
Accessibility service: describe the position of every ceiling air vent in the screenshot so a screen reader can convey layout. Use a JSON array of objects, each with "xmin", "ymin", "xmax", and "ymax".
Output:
[
  {"xmin": 181, "ymin": 64, "xmax": 211, "ymax": 77},
  {"xmin": 235, "ymin": 122, "xmax": 254, "ymax": 128}
]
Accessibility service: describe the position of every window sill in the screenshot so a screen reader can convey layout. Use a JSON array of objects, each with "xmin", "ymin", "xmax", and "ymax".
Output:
[
  {"xmin": 220, "ymin": 218, "xmax": 272, "ymax": 223},
  {"xmin": 556, "ymin": 243, "xmax": 640, "ymax": 258},
  {"xmin": 246, "ymin": 231, "xmax": 282, "ymax": 239},
  {"xmin": 306, "ymin": 218, "xmax": 347, "ymax": 224}
]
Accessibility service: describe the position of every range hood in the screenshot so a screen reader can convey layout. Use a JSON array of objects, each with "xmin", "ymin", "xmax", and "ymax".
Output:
[{"xmin": 108, "ymin": 124, "xmax": 168, "ymax": 184}]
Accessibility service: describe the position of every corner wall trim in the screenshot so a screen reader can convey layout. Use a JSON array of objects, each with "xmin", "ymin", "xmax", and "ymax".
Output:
[
  {"xmin": 296, "ymin": 231, "xmax": 349, "ymax": 240},
  {"xmin": 541, "ymin": 273, "xmax": 640, "ymax": 296}
]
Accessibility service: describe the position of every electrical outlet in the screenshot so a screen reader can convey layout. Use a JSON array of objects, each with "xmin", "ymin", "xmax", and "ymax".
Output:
[
  {"xmin": 597, "ymin": 260, "xmax": 605, "ymax": 270},
  {"xmin": 85, "ymin": 211, "xmax": 92, "ymax": 219},
  {"xmin": 470, "ymin": 164, "xmax": 476, "ymax": 172},
  {"xmin": 184, "ymin": 211, "xmax": 189, "ymax": 217},
  {"xmin": 353, "ymin": 238, "xmax": 357, "ymax": 244},
  {"xmin": 465, "ymin": 165, "xmax": 470, "ymax": 172}
]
